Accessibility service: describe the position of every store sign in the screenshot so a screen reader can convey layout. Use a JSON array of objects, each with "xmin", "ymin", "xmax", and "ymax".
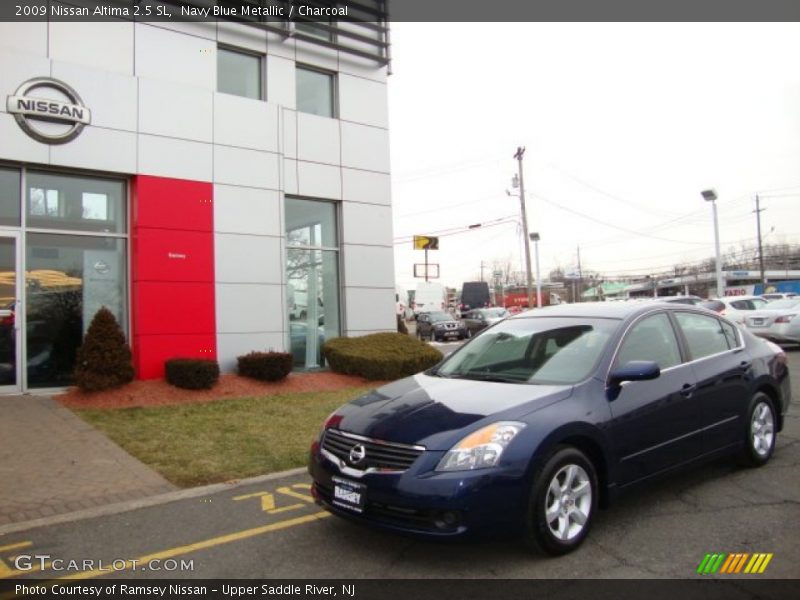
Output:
[{"xmin": 6, "ymin": 77, "xmax": 91, "ymax": 144}]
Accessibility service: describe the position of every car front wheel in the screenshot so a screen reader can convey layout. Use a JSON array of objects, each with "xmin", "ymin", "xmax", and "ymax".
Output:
[
  {"xmin": 740, "ymin": 392, "xmax": 777, "ymax": 467},
  {"xmin": 525, "ymin": 446, "xmax": 598, "ymax": 556}
]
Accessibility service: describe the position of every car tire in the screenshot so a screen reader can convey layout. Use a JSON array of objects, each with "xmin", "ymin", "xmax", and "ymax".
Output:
[
  {"xmin": 739, "ymin": 392, "xmax": 777, "ymax": 467},
  {"xmin": 524, "ymin": 446, "xmax": 598, "ymax": 556}
]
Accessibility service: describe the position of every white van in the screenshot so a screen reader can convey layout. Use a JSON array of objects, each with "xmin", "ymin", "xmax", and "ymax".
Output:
[{"xmin": 413, "ymin": 282, "xmax": 447, "ymax": 316}]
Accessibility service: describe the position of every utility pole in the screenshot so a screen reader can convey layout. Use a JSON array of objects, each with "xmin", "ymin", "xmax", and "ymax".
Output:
[
  {"xmin": 576, "ymin": 245, "xmax": 582, "ymax": 303},
  {"xmin": 480, "ymin": 260, "xmax": 486, "ymax": 282},
  {"xmin": 513, "ymin": 146, "xmax": 535, "ymax": 309},
  {"xmin": 754, "ymin": 194, "xmax": 766, "ymax": 286}
]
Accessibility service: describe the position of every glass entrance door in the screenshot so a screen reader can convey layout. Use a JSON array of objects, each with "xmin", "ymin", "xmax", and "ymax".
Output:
[{"xmin": 0, "ymin": 233, "xmax": 21, "ymax": 392}]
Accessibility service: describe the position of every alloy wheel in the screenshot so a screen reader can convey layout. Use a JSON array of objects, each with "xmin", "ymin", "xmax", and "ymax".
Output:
[{"xmin": 544, "ymin": 464, "xmax": 593, "ymax": 541}]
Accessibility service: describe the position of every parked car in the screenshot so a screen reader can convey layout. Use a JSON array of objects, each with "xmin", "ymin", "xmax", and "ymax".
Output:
[
  {"xmin": 744, "ymin": 297, "xmax": 800, "ymax": 344},
  {"xmin": 701, "ymin": 295, "xmax": 770, "ymax": 326},
  {"xmin": 309, "ymin": 302, "xmax": 790, "ymax": 555},
  {"xmin": 416, "ymin": 311, "xmax": 466, "ymax": 342},
  {"xmin": 654, "ymin": 295, "xmax": 705, "ymax": 305},
  {"xmin": 462, "ymin": 307, "xmax": 509, "ymax": 337},
  {"xmin": 761, "ymin": 292, "xmax": 798, "ymax": 302}
]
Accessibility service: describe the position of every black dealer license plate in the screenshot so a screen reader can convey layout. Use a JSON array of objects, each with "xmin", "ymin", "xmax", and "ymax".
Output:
[{"xmin": 332, "ymin": 477, "xmax": 366, "ymax": 513}]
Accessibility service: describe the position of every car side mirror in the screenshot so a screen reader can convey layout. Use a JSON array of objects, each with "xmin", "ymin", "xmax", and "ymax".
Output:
[{"xmin": 607, "ymin": 360, "xmax": 660, "ymax": 400}]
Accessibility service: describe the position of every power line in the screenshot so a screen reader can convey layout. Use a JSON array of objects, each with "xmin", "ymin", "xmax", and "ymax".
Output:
[{"xmin": 530, "ymin": 191, "xmax": 710, "ymax": 246}]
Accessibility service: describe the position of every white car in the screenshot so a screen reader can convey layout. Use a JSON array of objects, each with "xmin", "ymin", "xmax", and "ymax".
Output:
[
  {"xmin": 743, "ymin": 297, "xmax": 800, "ymax": 344},
  {"xmin": 761, "ymin": 292, "xmax": 798, "ymax": 302},
  {"xmin": 708, "ymin": 295, "xmax": 770, "ymax": 325}
]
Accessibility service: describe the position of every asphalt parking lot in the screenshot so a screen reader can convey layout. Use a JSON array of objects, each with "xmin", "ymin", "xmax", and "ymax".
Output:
[{"xmin": 0, "ymin": 348, "xmax": 798, "ymax": 581}]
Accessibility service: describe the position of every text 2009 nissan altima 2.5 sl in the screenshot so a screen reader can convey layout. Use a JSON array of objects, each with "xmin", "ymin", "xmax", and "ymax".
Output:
[{"xmin": 308, "ymin": 302, "xmax": 791, "ymax": 555}]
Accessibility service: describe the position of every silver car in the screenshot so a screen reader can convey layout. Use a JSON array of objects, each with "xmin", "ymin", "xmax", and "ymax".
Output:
[{"xmin": 744, "ymin": 297, "xmax": 800, "ymax": 344}]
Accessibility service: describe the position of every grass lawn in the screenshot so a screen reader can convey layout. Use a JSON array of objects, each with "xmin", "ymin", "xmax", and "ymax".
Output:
[{"xmin": 74, "ymin": 386, "xmax": 373, "ymax": 487}]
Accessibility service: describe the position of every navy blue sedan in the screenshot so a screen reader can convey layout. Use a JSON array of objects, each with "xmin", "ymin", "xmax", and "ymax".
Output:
[{"xmin": 308, "ymin": 302, "xmax": 791, "ymax": 555}]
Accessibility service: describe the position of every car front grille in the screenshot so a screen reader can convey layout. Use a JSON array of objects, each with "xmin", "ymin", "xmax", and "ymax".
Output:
[{"xmin": 321, "ymin": 429, "xmax": 425, "ymax": 472}]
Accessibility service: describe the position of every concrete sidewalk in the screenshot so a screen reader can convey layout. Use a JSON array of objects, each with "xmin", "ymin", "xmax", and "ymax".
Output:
[{"xmin": 0, "ymin": 395, "xmax": 176, "ymax": 527}]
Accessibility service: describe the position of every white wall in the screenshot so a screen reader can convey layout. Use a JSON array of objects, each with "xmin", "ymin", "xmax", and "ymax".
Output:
[{"xmin": 0, "ymin": 21, "xmax": 394, "ymax": 370}]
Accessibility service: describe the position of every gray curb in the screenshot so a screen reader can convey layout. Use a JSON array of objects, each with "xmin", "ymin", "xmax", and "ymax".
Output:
[{"xmin": 0, "ymin": 467, "xmax": 308, "ymax": 537}]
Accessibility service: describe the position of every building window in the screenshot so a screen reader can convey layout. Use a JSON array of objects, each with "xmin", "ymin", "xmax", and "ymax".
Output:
[
  {"xmin": 296, "ymin": 65, "xmax": 335, "ymax": 118},
  {"xmin": 217, "ymin": 46, "xmax": 263, "ymax": 100},
  {"xmin": 26, "ymin": 171, "xmax": 125, "ymax": 234},
  {"xmin": 0, "ymin": 167, "xmax": 128, "ymax": 391},
  {"xmin": 0, "ymin": 168, "xmax": 21, "ymax": 227},
  {"xmin": 285, "ymin": 198, "xmax": 340, "ymax": 369},
  {"xmin": 295, "ymin": 18, "xmax": 335, "ymax": 42},
  {"xmin": 26, "ymin": 234, "xmax": 127, "ymax": 388}
]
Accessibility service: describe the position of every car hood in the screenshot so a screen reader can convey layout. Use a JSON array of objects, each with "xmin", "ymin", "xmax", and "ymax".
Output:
[{"xmin": 332, "ymin": 373, "xmax": 572, "ymax": 450}]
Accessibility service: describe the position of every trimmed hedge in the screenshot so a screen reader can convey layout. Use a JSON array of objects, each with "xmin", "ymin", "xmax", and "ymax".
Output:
[
  {"xmin": 237, "ymin": 351, "xmax": 293, "ymax": 382},
  {"xmin": 165, "ymin": 358, "xmax": 220, "ymax": 390},
  {"xmin": 323, "ymin": 332, "xmax": 443, "ymax": 381}
]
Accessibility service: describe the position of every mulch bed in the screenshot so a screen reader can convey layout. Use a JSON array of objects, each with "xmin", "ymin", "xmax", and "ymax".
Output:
[{"xmin": 57, "ymin": 371, "xmax": 380, "ymax": 410}]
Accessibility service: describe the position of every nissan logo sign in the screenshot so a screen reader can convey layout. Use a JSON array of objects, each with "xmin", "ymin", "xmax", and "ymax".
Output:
[
  {"xmin": 6, "ymin": 77, "xmax": 91, "ymax": 144},
  {"xmin": 348, "ymin": 444, "xmax": 367, "ymax": 465}
]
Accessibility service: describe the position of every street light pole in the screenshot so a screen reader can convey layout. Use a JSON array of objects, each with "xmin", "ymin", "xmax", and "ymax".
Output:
[
  {"xmin": 701, "ymin": 189, "xmax": 724, "ymax": 297},
  {"xmin": 530, "ymin": 232, "xmax": 542, "ymax": 308},
  {"xmin": 513, "ymin": 146, "xmax": 535, "ymax": 309}
]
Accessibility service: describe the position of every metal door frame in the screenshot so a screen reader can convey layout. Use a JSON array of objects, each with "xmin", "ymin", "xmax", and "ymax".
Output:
[{"xmin": 0, "ymin": 230, "xmax": 22, "ymax": 394}]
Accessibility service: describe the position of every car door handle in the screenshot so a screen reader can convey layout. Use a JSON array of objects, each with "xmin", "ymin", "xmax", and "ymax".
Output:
[
  {"xmin": 680, "ymin": 383, "xmax": 696, "ymax": 398},
  {"xmin": 738, "ymin": 361, "xmax": 752, "ymax": 372}
]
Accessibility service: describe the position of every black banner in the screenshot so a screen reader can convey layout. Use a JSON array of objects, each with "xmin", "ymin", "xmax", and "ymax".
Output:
[
  {"xmin": 1, "ymin": 0, "xmax": 800, "ymax": 22},
  {"xmin": 2, "ymin": 580, "xmax": 799, "ymax": 600}
]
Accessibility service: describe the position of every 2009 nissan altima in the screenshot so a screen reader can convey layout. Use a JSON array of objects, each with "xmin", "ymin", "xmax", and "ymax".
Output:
[{"xmin": 308, "ymin": 302, "xmax": 791, "ymax": 555}]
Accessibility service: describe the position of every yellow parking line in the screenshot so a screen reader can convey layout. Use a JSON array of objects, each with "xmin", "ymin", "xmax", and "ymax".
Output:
[
  {"xmin": 0, "ymin": 542, "xmax": 31, "ymax": 554},
  {"xmin": 54, "ymin": 511, "xmax": 331, "ymax": 581}
]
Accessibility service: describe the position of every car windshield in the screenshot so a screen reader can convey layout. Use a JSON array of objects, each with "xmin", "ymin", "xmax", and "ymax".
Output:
[
  {"xmin": 429, "ymin": 312, "xmax": 452, "ymax": 322},
  {"xmin": 765, "ymin": 298, "xmax": 800, "ymax": 310},
  {"xmin": 435, "ymin": 317, "xmax": 619, "ymax": 384}
]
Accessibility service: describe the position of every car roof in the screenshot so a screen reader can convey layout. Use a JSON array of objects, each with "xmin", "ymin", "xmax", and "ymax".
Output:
[{"xmin": 509, "ymin": 301, "xmax": 701, "ymax": 320}]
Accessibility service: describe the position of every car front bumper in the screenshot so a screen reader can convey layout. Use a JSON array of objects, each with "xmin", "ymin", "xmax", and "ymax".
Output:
[{"xmin": 308, "ymin": 445, "xmax": 527, "ymax": 539}]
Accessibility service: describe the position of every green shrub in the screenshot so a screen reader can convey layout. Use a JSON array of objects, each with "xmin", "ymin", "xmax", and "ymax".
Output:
[
  {"xmin": 323, "ymin": 332, "xmax": 443, "ymax": 381},
  {"xmin": 74, "ymin": 307, "xmax": 134, "ymax": 392},
  {"xmin": 165, "ymin": 358, "xmax": 220, "ymax": 390},
  {"xmin": 237, "ymin": 351, "xmax": 293, "ymax": 382}
]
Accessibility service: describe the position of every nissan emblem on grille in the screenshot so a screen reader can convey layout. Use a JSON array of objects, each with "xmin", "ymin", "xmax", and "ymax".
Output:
[{"xmin": 349, "ymin": 444, "xmax": 367, "ymax": 465}]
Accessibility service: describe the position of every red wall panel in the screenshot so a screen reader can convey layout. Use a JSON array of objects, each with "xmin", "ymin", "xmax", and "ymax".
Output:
[
  {"xmin": 133, "ymin": 228, "xmax": 214, "ymax": 283},
  {"xmin": 131, "ymin": 175, "xmax": 216, "ymax": 379},
  {"xmin": 133, "ymin": 281, "xmax": 216, "ymax": 336},
  {"xmin": 131, "ymin": 175, "xmax": 213, "ymax": 232}
]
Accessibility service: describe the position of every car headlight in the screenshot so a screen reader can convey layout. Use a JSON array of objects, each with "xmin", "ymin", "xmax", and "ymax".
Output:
[{"xmin": 436, "ymin": 422, "xmax": 526, "ymax": 471}]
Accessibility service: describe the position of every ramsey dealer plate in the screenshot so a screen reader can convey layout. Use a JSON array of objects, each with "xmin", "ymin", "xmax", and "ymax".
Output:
[{"xmin": 332, "ymin": 476, "xmax": 366, "ymax": 513}]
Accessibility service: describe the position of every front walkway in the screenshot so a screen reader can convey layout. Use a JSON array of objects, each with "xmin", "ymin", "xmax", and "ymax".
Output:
[{"xmin": 0, "ymin": 395, "xmax": 176, "ymax": 527}]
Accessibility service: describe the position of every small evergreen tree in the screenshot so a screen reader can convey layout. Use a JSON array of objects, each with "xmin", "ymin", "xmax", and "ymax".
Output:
[{"xmin": 74, "ymin": 307, "xmax": 134, "ymax": 392}]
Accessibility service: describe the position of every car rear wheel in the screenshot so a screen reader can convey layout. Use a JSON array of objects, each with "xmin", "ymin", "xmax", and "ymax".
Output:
[
  {"xmin": 740, "ymin": 392, "xmax": 777, "ymax": 467},
  {"xmin": 524, "ymin": 446, "xmax": 598, "ymax": 556}
]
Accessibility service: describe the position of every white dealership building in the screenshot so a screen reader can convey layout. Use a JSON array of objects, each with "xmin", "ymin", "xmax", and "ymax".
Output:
[{"xmin": 0, "ymin": 2, "xmax": 395, "ymax": 392}]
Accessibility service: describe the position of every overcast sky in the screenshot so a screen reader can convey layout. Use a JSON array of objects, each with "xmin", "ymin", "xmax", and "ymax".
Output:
[{"xmin": 387, "ymin": 23, "xmax": 800, "ymax": 293}]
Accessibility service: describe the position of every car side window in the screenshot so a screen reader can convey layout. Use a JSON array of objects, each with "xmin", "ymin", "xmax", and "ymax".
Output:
[
  {"xmin": 615, "ymin": 313, "xmax": 682, "ymax": 370},
  {"xmin": 719, "ymin": 320, "xmax": 740, "ymax": 349},
  {"xmin": 674, "ymin": 312, "xmax": 731, "ymax": 360}
]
